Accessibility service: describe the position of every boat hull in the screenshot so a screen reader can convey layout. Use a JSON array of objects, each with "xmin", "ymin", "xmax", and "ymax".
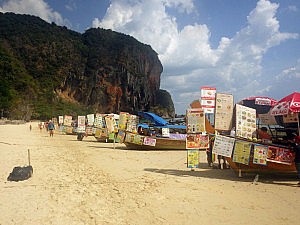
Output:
[
  {"xmin": 226, "ymin": 157, "xmax": 296, "ymax": 174},
  {"xmin": 124, "ymin": 136, "xmax": 186, "ymax": 150}
]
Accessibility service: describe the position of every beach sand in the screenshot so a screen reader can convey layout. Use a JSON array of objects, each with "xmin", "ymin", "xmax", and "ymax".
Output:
[{"xmin": 0, "ymin": 123, "xmax": 299, "ymax": 225}]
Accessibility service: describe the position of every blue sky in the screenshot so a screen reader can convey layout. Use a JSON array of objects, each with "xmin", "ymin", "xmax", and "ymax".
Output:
[{"xmin": 1, "ymin": 0, "xmax": 300, "ymax": 114}]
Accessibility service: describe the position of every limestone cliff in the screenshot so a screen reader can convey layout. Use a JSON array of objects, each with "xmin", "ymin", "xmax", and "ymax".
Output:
[{"xmin": 0, "ymin": 13, "xmax": 175, "ymax": 119}]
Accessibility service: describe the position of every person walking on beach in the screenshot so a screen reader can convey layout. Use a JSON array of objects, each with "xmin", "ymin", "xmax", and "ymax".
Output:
[{"xmin": 48, "ymin": 120, "xmax": 55, "ymax": 137}]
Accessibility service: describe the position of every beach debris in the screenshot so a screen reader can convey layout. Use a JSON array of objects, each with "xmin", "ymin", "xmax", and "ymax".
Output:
[
  {"xmin": 7, "ymin": 149, "xmax": 33, "ymax": 182},
  {"xmin": 7, "ymin": 165, "xmax": 33, "ymax": 182},
  {"xmin": 253, "ymin": 174, "xmax": 259, "ymax": 184}
]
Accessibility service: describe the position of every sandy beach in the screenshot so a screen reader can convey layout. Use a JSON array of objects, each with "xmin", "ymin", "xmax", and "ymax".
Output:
[{"xmin": 0, "ymin": 123, "xmax": 299, "ymax": 225}]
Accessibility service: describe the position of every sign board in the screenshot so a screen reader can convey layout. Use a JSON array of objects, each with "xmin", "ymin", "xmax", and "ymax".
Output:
[
  {"xmin": 212, "ymin": 135, "xmax": 235, "ymax": 157},
  {"xmin": 77, "ymin": 116, "xmax": 86, "ymax": 133},
  {"xmin": 64, "ymin": 115, "xmax": 72, "ymax": 126},
  {"xmin": 235, "ymin": 104, "xmax": 256, "ymax": 139},
  {"xmin": 214, "ymin": 93, "xmax": 234, "ymax": 131},
  {"xmin": 186, "ymin": 108, "xmax": 205, "ymax": 133},
  {"xmin": 201, "ymin": 86, "xmax": 216, "ymax": 114},
  {"xmin": 187, "ymin": 149, "xmax": 199, "ymax": 168}
]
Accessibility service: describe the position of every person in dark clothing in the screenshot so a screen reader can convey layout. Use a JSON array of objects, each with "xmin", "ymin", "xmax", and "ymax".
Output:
[
  {"xmin": 293, "ymin": 136, "xmax": 300, "ymax": 185},
  {"xmin": 48, "ymin": 120, "xmax": 55, "ymax": 137},
  {"xmin": 206, "ymin": 135, "xmax": 214, "ymax": 167}
]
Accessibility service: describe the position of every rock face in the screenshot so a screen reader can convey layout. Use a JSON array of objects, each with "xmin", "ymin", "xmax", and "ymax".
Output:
[{"xmin": 0, "ymin": 13, "xmax": 175, "ymax": 119}]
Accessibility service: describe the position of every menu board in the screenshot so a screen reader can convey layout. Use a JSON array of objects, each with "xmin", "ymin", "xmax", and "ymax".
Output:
[
  {"xmin": 162, "ymin": 128, "xmax": 170, "ymax": 137},
  {"xmin": 117, "ymin": 130, "xmax": 126, "ymax": 143},
  {"xmin": 126, "ymin": 115, "xmax": 138, "ymax": 133},
  {"xmin": 235, "ymin": 104, "xmax": 256, "ymax": 139},
  {"xmin": 94, "ymin": 114, "xmax": 104, "ymax": 128},
  {"xmin": 94, "ymin": 128, "xmax": 102, "ymax": 138},
  {"xmin": 105, "ymin": 116, "xmax": 116, "ymax": 133},
  {"xmin": 267, "ymin": 146, "xmax": 295, "ymax": 165},
  {"xmin": 186, "ymin": 134, "xmax": 209, "ymax": 149},
  {"xmin": 58, "ymin": 116, "xmax": 64, "ymax": 125},
  {"xmin": 283, "ymin": 113, "xmax": 299, "ymax": 123},
  {"xmin": 187, "ymin": 149, "xmax": 199, "ymax": 168},
  {"xmin": 186, "ymin": 108, "xmax": 205, "ymax": 133},
  {"xmin": 253, "ymin": 144, "xmax": 268, "ymax": 165},
  {"xmin": 77, "ymin": 115, "xmax": 86, "ymax": 133},
  {"xmin": 214, "ymin": 93, "xmax": 234, "ymax": 131},
  {"xmin": 143, "ymin": 137, "xmax": 157, "ymax": 146},
  {"xmin": 87, "ymin": 114, "xmax": 95, "ymax": 126},
  {"xmin": 64, "ymin": 115, "xmax": 72, "ymax": 126},
  {"xmin": 232, "ymin": 141, "xmax": 252, "ymax": 165},
  {"xmin": 119, "ymin": 112, "xmax": 129, "ymax": 130},
  {"xmin": 212, "ymin": 135, "xmax": 235, "ymax": 157},
  {"xmin": 125, "ymin": 132, "xmax": 134, "ymax": 143},
  {"xmin": 133, "ymin": 134, "xmax": 143, "ymax": 145},
  {"xmin": 201, "ymin": 86, "xmax": 216, "ymax": 114},
  {"xmin": 257, "ymin": 113, "xmax": 277, "ymax": 125}
]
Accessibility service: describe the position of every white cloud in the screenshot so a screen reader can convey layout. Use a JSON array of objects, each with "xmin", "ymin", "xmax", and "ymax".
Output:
[
  {"xmin": 162, "ymin": 0, "xmax": 195, "ymax": 14},
  {"xmin": 287, "ymin": 5, "xmax": 298, "ymax": 12},
  {"xmin": 65, "ymin": 0, "xmax": 77, "ymax": 12},
  {"xmin": 0, "ymin": 0, "xmax": 65, "ymax": 25},
  {"xmin": 93, "ymin": 0, "xmax": 298, "ymax": 114},
  {"xmin": 276, "ymin": 59, "xmax": 300, "ymax": 80}
]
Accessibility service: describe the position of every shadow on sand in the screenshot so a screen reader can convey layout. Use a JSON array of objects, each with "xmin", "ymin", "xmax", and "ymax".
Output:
[{"xmin": 144, "ymin": 163, "xmax": 299, "ymax": 187}]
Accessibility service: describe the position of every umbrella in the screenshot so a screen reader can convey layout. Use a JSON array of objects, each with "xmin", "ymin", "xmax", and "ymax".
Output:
[
  {"xmin": 239, "ymin": 96, "xmax": 278, "ymax": 114},
  {"xmin": 270, "ymin": 92, "xmax": 300, "ymax": 134}
]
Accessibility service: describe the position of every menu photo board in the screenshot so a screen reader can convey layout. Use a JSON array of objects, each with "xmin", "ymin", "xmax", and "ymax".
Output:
[
  {"xmin": 119, "ymin": 112, "xmax": 129, "ymax": 130},
  {"xmin": 87, "ymin": 114, "xmax": 95, "ymax": 126},
  {"xmin": 186, "ymin": 134, "xmax": 209, "ymax": 149},
  {"xmin": 235, "ymin": 104, "xmax": 256, "ymax": 139},
  {"xmin": 162, "ymin": 128, "xmax": 170, "ymax": 137},
  {"xmin": 187, "ymin": 149, "xmax": 199, "ymax": 168},
  {"xmin": 143, "ymin": 136, "xmax": 157, "ymax": 146},
  {"xmin": 214, "ymin": 93, "xmax": 234, "ymax": 131},
  {"xmin": 212, "ymin": 134, "xmax": 235, "ymax": 157},
  {"xmin": 94, "ymin": 114, "xmax": 104, "ymax": 128},
  {"xmin": 64, "ymin": 115, "xmax": 72, "ymax": 126},
  {"xmin": 186, "ymin": 108, "xmax": 206, "ymax": 133},
  {"xmin": 232, "ymin": 141, "xmax": 252, "ymax": 165},
  {"xmin": 116, "ymin": 130, "xmax": 126, "ymax": 143},
  {"xmin": 126, "ymin": 115, "xmax": 139, "ymax": 133},
  {"xmin": 77, "ymin": 115, "xmax": 86, "ymax": 133},
  {"xmin": 105, "ymin": 116, "xmax": 117, "ymax": 133},
  {"xmin": 267, "ymin": 146, "xmax": 295, "ymax": 165},
  {"xmin": 253, "ymin": 144, "xmax": 268, "ymax": 166},
  {"xmin": 201, "ymin": 86, "xmax": 216, "ymax": 114},
  {"xmin": 58, "ymin": 116, "xmax": 64, "ymax": 125}
]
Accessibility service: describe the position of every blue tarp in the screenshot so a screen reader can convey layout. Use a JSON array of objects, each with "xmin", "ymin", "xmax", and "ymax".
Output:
[
  {"xmin": 138, "ymin": 112, "xmax": 168, "ymax": 126},
  {"xmin": 137, "ymin": 112, "xmax": 186, "ymax": 129}
]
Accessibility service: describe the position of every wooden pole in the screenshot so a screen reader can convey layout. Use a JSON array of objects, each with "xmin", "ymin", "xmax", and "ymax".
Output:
[{"xmin": 28, "ymin": 149, "xmax": 31, "ymax": 166}]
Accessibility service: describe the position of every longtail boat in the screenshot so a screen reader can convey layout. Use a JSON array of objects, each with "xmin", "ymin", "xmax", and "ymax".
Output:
[{"xmin": 124, "ymin": 134, "xmax": 186, "ymax": 150}]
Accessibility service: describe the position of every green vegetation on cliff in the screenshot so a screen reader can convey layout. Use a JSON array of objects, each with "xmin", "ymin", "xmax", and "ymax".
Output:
[{"xmin": 0, "ymin": 12, "xmax": 174, "ymax": 120}]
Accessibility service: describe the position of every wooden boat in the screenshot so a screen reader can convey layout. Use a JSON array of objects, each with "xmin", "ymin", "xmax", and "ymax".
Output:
[
  {"xmin": 124, "ymin": 135, "xmax": 186, "ymax": 150},
  {"xmin": 225, "ymin": 141, "xmax": 297, "ymax": 174},
  {"xmin": 226, "ymin": 157, "xmax": 296, "ymax": 174}
]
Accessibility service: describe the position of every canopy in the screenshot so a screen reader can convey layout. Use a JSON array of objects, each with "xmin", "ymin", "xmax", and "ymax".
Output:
[
  {"xmin": 270, "ymin": 92, "xmax": 300, "ymax": 134},
  {"xmin": 270, "ymin": 92, "xmax": 300, "ymax": 115},
  {"xmin": 239, "ymin": 96, "xmax": 277, "ymax": 114}
]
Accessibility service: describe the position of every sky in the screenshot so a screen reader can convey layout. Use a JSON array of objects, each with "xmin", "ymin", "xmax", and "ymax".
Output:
[{"xmin": 1, "ymin": 0, "xmax": 300, "ymax": 115}]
